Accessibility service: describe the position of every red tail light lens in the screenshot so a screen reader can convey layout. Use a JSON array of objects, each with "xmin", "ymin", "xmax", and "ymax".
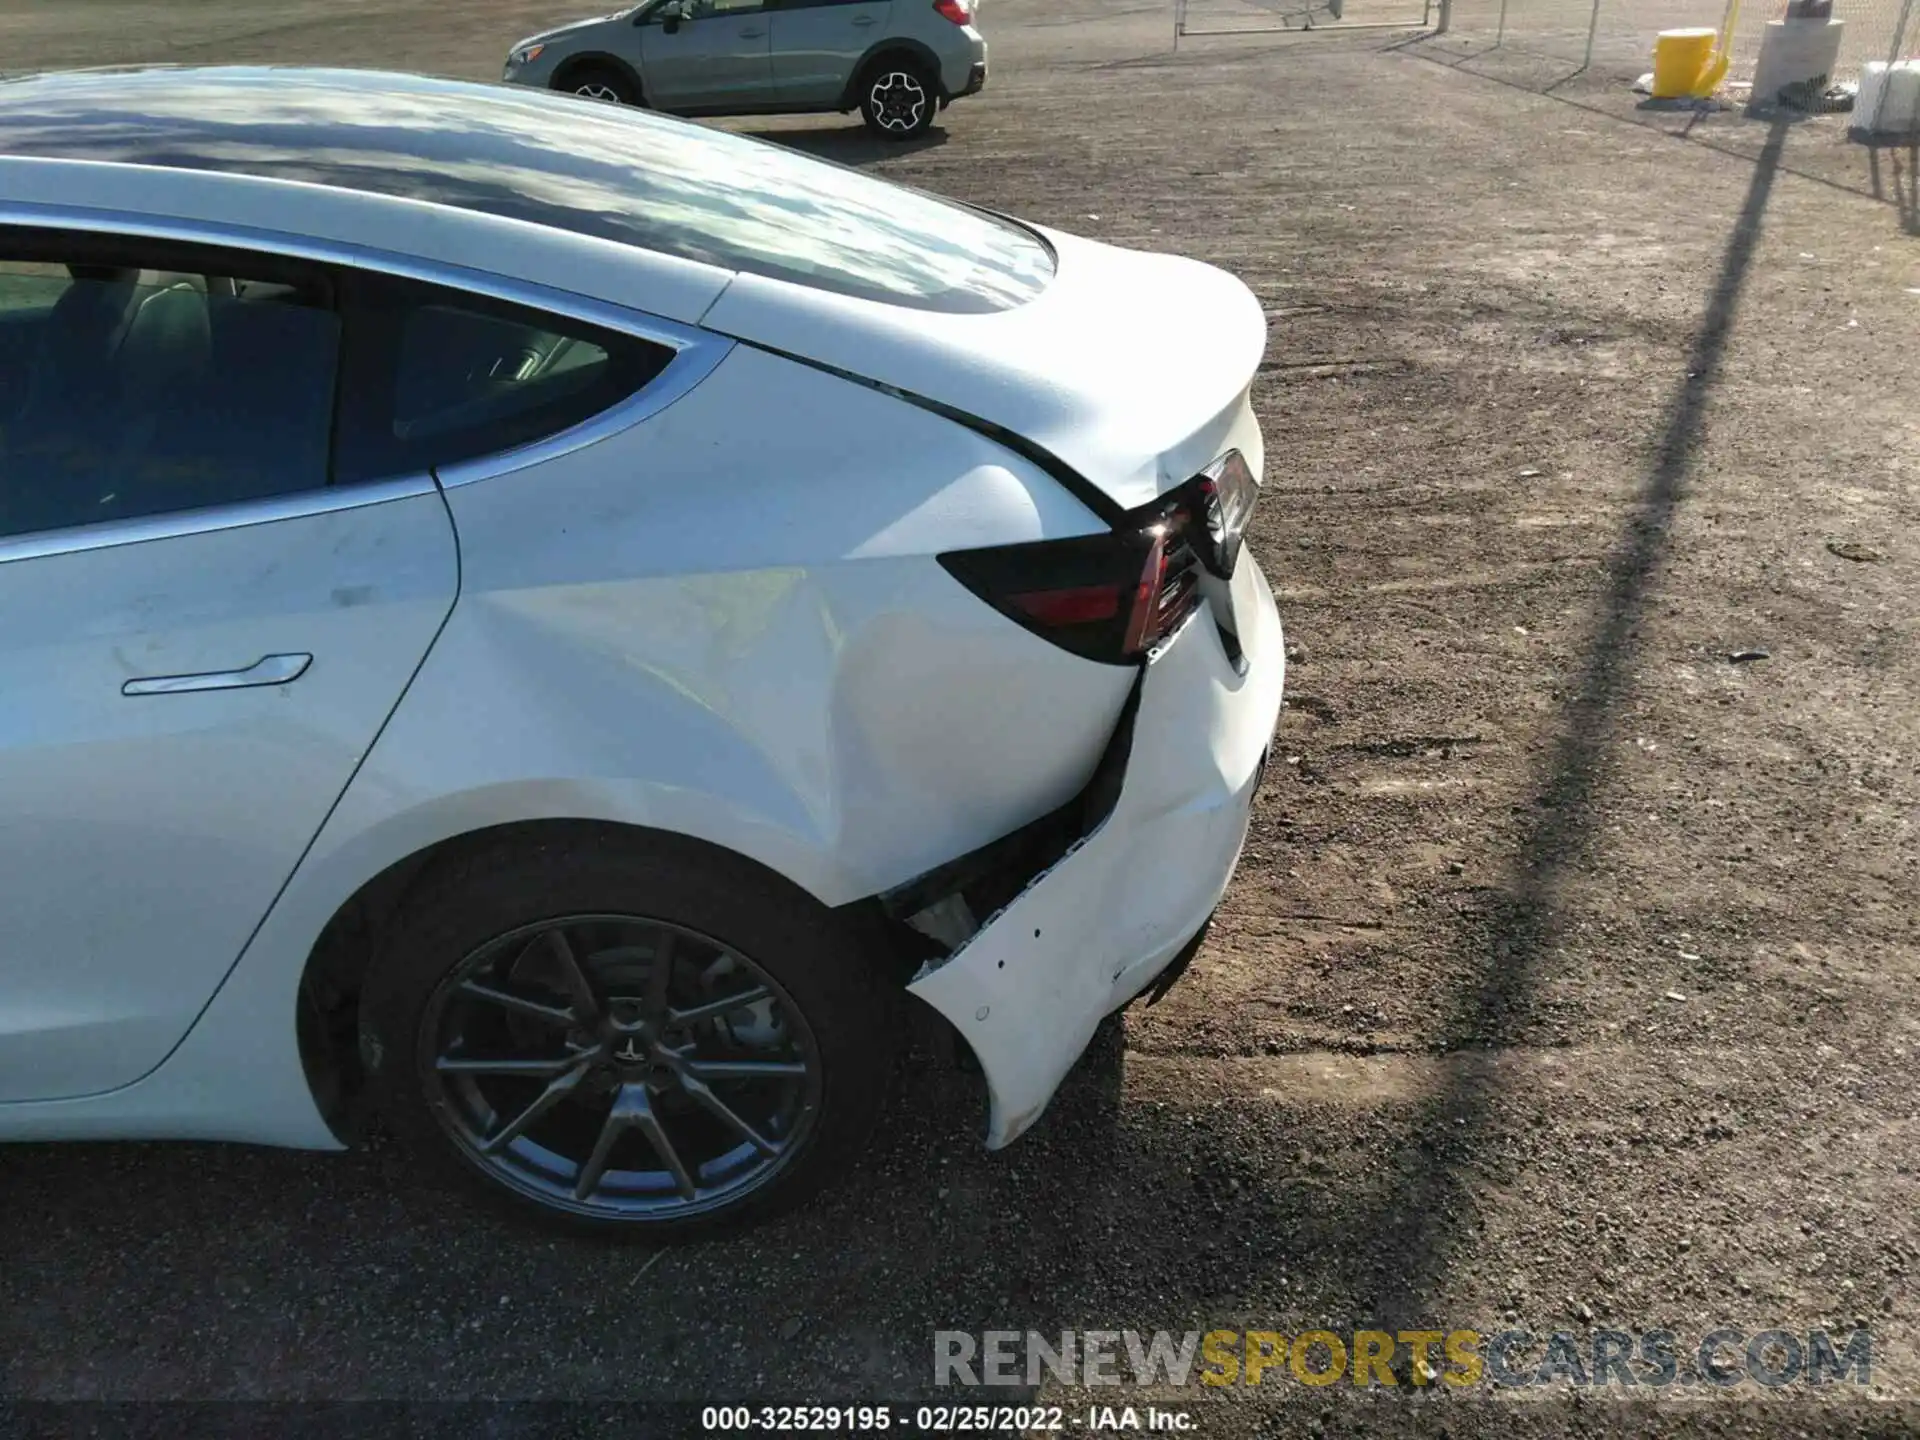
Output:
[
  {"xmin": 938, "ymin": 450, "xmax": 1257, "ymax": 666},
  {"xmin": 1011, "ymin": 585, "xmax": 1122, "ymax": 627},
  {"xmin": 940, "ymin": 509, "xmax": 1202, "ymax": 665},
  {"xmin": 934, "ymin": 0, "xmax": 973, "ymax": 23},
  {"xmin": 1119, "ymin": 530, "xmax": 1170, "ymax": 656}
]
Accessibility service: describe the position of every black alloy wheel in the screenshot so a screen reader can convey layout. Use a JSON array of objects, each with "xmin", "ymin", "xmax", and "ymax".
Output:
[{"xmin": 361, "ymin": 831, "xmax": 895, "ymax": 1237}]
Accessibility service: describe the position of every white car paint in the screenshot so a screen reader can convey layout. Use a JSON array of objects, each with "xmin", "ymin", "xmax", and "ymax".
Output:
[
  {"xmin": 0, "ymin": 483, "xmax": 457, "ymax": 1102},
  {"xmin": 910, "ymin": 554, "xmax": 1284, "ymax": 1147},
  {"xmin": 703, "ymin": 228, "xmax": 1269, "ymax": 511},
  {"xmin": 0, "ymin": 69, "xmax": 1284, "ymax": 1166}
]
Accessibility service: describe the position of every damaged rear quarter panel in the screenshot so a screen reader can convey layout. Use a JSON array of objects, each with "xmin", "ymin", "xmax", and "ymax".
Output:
[{"xmin": 337, "ymin": 343, "xmax": 1139, "ymax": 906}]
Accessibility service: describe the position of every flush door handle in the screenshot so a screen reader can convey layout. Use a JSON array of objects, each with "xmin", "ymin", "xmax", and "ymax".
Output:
[{"xmin": 123, "ymin": 653, "xmax": 313, "ymax": 696}]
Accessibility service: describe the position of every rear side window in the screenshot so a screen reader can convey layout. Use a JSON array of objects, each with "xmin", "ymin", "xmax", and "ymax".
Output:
[
  {"xmin": 0, "ymin": 246, "xmax": 338, "ymax": 541},
  {"xmin": 335, "ymin": 273, "xmax": 675, "ymax": 484}
]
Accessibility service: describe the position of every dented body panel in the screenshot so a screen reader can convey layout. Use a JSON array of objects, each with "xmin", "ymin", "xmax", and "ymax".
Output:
[
  {"xmin": 0, "ymin": 69, "xmax": 1284, "ymax": 1157},
  {"xmin": 410, "ymin": 344, "xmax": 1133, "ymax": 907},
  {"xmin": 0, "ymin": 344, "xmax": 1135, "ymax": 1144},
  {"xmin": 909, "ymin": 554, "xmax": 1285, "ymax": 1147}
]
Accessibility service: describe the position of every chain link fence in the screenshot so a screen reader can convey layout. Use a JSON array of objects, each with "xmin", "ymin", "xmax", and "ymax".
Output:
[
  {"xmin": 1171, "ymin": 0, "xmax": 1919, "ymax": 151},
  {"xmin": 1174, "ymin": 0, "xmax": 1439, "ymax": 37},
  {"xmin": 1444, "ymin": 0, "xmax": 1916, "ymax": 91}
]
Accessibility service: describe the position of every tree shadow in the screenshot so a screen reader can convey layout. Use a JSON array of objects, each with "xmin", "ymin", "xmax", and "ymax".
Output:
[{"xmin": 1347, "ymin": 114, "xmax": 1795, "ymax": 1337}]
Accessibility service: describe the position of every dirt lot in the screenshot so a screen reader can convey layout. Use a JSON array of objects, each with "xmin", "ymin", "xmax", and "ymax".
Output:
[{"xmin": 2, "ymin": 0, "xmax": 1918, "ymax": 1434}]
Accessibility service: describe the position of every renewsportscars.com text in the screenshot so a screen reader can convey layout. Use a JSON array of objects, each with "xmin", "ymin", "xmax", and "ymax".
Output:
[{"xmin": 934, "ymin": 1327, "xmax": 1872, "ymax": 1390}]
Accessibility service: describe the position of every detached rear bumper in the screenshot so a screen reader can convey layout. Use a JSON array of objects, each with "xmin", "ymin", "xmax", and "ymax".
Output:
[{"xmin": 907, "ymin": 556, "xmax": 1284, "ymax": 1148}]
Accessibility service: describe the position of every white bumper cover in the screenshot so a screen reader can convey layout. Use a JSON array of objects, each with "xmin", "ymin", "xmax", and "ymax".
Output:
[{"xmin": 907, "ymin": 558, "xmax": 1286, "ymax": 1147}]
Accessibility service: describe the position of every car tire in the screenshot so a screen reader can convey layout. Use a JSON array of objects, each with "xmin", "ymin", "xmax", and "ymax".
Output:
[
  {"xmin": 359, "ymin": 828, "xmax": 895, "ymax": 1239},
  {"xmin": 558, "ymin": 64, "xmax": 637, "ymax": 106},
  {"xmin": 859, "ymin": 61, "xmax": 939, "ymax": 139}
]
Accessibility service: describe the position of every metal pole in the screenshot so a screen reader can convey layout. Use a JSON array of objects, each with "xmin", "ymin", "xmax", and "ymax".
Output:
[
  {"xmin": 1435, "ymin": 0, "xmax": 1451, "ymax": 33},
  {"xmin": 1871, "ymin": 0, "xmax": 1917, "ymax": 133},
  {"xmin": 1582, "ymin": 0, "xmax": 1601, "ymax": 70},
  {"xmin": 1496, "ymin": 0, "xmax": 1509, "ymax": 47}
]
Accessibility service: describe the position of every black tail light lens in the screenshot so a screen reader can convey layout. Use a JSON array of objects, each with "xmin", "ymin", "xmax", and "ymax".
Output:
[{"xmin": 938, "ymin": 450, "xmax": 1255, "ymax": 665}]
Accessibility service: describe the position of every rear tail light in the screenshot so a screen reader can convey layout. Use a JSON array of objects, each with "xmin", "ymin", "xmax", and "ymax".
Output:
[
  {"xmin": 939, "ymin": 450, "xmax": 1255, "ymax": 665},
  {"xmin": 1196, "ymin": 449, "xmax": 1257, "ymax": 579},
  {"xmin": 934, "ymin": 0, "xmax": 973, "ymax": 23}
]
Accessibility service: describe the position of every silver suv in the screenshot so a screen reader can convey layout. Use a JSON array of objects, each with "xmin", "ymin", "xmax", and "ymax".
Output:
[{"xmin": 503, "ymin": 0, "xmax": 988, "ymax": 140}]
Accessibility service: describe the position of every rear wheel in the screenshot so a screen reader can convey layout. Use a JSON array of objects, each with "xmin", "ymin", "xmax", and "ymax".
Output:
[
  {"xmin": 360, "ymin": 832, "xmax": 894, "ymax": 1238},
  {"xmin": 558, "ymin": 64, "xmax": 637, "ymax": 105},
  {"xmin": 860, "ymin": 62, "xmax": 938, "ymax": 139}
]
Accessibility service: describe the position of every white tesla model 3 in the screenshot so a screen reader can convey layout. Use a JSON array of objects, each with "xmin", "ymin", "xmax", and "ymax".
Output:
[{"xmin": 0, "ymin": 66, "xmax": 1284, "ymax": 1236}]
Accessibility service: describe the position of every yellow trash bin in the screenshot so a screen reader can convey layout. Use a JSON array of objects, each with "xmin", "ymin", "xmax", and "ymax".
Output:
[{"xmin": 1652, "ymin": 27, "xmax": 1719, "ymax": 98}]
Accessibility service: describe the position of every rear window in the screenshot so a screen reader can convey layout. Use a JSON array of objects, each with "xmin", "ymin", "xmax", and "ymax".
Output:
[
  {"xmin": 332, "ymin": 270, "xmax": 676, "ymax": 484},
  {"xmin": 0, "ymin": 69, "xmax": 1056, "ymax": 315}
]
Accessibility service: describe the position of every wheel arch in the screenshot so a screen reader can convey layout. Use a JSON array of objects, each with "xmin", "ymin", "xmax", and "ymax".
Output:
[
  {"xmin": 839, "ymin": 39, "xmax": 946, "ymax": 110},
  {"xmin": 550, "ymin": 51, "xmax": 648, "ymax": 104},
  {"xmin": 296, "ymin": 813, "xmax": 895, "ymax": 1142}
]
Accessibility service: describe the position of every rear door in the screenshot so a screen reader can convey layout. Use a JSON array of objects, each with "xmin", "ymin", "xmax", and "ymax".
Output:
[
  {"xmin": 0, "ymin": 230, "xmax": 458, "ymax": 1103},
  {"xmin": 638, "ymin": 0, "xmax": 777, "ymax": 111},
  {"xmin": 0, "ymin": 265, "xmax": 52, "ymax": 420},
  {"xmin": 770, "ymin": 0, "xmax": 894, "ymax": 107}
]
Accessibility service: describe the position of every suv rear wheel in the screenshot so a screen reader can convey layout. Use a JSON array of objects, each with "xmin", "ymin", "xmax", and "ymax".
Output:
[{"xmin": 860, "ymin": 62, "xmax": 938, "ymax": 139}]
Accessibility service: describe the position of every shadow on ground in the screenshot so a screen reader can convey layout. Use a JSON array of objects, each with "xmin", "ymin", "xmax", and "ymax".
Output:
[
  {"xmin": 1865, "ymin": 139, "xmax": 1920, "ymax": 233},
  {"xmin": 1402, "ymin": 29, "xmax": 1917, "ymax": 218},
  {"xmin": 1357, "ymin": 113, "xmax": 1792, "ymax": 1340},
  {"xmin": 739, "ymin": 125, "xmax": 950, "ymax": 167}
]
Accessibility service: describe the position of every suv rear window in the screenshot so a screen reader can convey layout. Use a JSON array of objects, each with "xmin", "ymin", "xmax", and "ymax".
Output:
[{"xmin": 0, "ymin": 69, "xmax": 1056, "ymax": 316}]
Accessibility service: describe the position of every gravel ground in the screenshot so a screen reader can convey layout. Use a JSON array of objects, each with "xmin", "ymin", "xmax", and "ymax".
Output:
[{"xmin": 1, "ymin": 0, "xmax": 1918, "ymax": 1435}]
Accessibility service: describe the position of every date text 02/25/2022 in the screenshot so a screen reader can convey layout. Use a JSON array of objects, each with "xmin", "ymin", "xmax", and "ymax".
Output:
[{"xmin": 699, "ymin": 1404, "xmax": 1197, "ymax": 1432}]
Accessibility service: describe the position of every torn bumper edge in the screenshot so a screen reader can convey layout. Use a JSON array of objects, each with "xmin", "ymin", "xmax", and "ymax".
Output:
[{"xmin": 906, "ymin": 558, "xmax": 1285, "ymax": 1148}]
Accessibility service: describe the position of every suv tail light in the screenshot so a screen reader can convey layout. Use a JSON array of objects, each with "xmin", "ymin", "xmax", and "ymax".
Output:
[
  {"xmin": 934, "ymin": 0, "xmax": 973, "ymax": 23},
  {"xmin": 938, "ymin": 451, "xmax": 1255, "ymax": 665}
]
